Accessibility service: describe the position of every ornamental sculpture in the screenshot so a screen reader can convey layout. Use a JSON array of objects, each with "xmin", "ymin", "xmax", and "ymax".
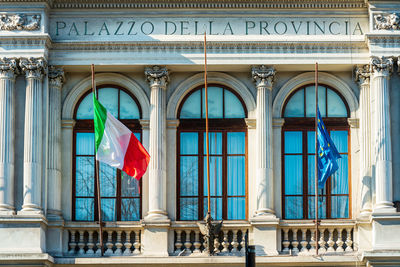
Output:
[
  {"xmin": 19, "ymin": 57, "xmax": 47, "ymax": 79},
  {"xmin": 145, "ymin": 66, "xmax": 169, "ymax": 88},
  {"xmin": 355, "ymin": 65, "xmax": 371, "ymax": 86},
  {"xmin": 0, "ymin": 57, "xmax": 18, "ymax": 79},
  {"xmin": 252, "ymin": 65, "xmax": 276, "ymax": 89},
  {"xmin": 48, "ymin": 66, "xmax": 65, "ymax": 89},
  {"xmin": 374, "ymin": 13, "xmax": 400, "ymax": 30},
  {"xmin": 0, "ymin": 14, "xmax": 41, "ymax": 31},
  {"xmin": 197, "ymin": 212, "xmax": 223, "ymax": 256},
  {"xmin": 370, "ymin": 56, "xmax": 393, "ymax": 75}
]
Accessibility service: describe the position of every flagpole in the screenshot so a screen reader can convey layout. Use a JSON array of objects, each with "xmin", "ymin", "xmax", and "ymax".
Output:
[
  {"xmin": 92, "ymin": 64, "xmax": 104, "ymax": 256},
  {"xmin": 204, "ymin": 33, "xmax": 211, "ymax": 216},
  {"xmin": 315, "ymin": 62, "xmax": 319, "ymax": 256}
]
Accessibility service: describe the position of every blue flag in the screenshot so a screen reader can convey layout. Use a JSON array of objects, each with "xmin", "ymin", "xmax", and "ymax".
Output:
[{"xmin": 317, "ymin": 108, "xmax": 341, "ymax": 188}]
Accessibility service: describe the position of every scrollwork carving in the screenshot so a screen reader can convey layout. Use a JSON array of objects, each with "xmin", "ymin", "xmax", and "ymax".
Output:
[
  {"xmin": 370, "ymin": 56, "xmax": 393, "ymax": 76},
  {"xmin": 374, "ymin": 13, "xmax": 400, "ymax": 30},
  {"xmin": 252, "ymin": 65, "xmax": 276, "ymax": 89},
  {"xmin": 20, "ymin": 57, "xmax": 47, "ymax": 80},
  {"xmin": 145, "ymin": 66, "xmax": 169, "ymax": 89},
  {"xmin": 48, "ymin": 66, "xmax": 65, "ymax": 89},
  {"xmin": 0, "ymin": 14, "xmax": 41, "ymax": 31},
  {"xmin": 0, "ymin": 57, "xmax": 18, "ymax": 79},
  {"xmin": 355, "ymin": 65, "xmax": 371, "ymax": 86}
]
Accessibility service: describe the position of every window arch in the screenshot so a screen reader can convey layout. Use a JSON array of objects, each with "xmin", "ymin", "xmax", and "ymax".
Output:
[
  {"xmin": 73, "ymin": 85, "xmax": 143, "ymax": 222},
  {"xmin": 177, "ymin": 84, "xmax": 247, "ymax": 221},
  {"xmin": 282, "ymin": 84, "xmax": 350, "ymax": 220}
]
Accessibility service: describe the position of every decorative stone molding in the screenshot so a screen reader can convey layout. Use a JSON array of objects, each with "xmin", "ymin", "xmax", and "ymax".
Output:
[
  {"xmin": 145, "ymin": 66, "xmax": 169, "ymax": 89},
  {"xmin": 355, "ymin": 65, "xmax": 371, "ymax": 86},
  {"xmin": 370, "ymin": 56, "xmax": 393, "ymax": 76},
  {"xmin": 245, "ymin": 118, "xmax": 256, "ymax": 129},
  {"xmin": 19, "ymin": 57, "xmax": 47, "ymax": 79},
  {"xmin": 166, "ymin": 119, "xmax": 180, "ymax": 129},
  {"xmin": 0, "ymin": 14, "xmax": 41, "ymax": 31},
  {"xmin": 252, "ymin": 65, "xmax": 276, "ymax": 90},
  {"xmin": 48, "ymin": 66, "xmax": 65, "ymax": 89},
  {"xmin": 347, "ymin": 118, "xmax": 359, "ymax": 128},
  {"xmin": 374, "ymin": 13, "xmax": 400, "ymax": 30},
  {"xmin": 0, "ymin": 57, "xmax": 18, "ymax": 79},
  {"xmin": 139, "ymin": 119, "xmax": 150, "ymax": 129},
  {"xmin": 61, "ymin": 119, "xmax": 76, "ymax": 129},
  {"xmin": 272, "ymin": 118, "xmax": 285, "ymax": 128}
]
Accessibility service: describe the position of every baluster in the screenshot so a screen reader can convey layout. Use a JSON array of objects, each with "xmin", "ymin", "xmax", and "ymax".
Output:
[
  {"xmin": 299, "ymin": 229, "xmax": 309, "ymax": 254},
  {"xmin": 291, "ymin": 228, "xmax": 299, "ymax": 254},
  {"xmin": 183, "ymin": 230, "xmax": 192, "ymax": 254},
  {"xmin": 221, "ymin": 230, "xmax": 229, "ymax": 253},
  {"xmin": 123, "ymin": 230, "xmax": 132, "ymax": 255},
  {"xmin": 345, "ymin": 228, "xmax": 353, "ymax": 252},
  {"xmin": 214, "ymin": 233, "xmax": 221, "ymax": 254},
  {"xmin": 336, "ymin": 228, "xmax": 344, "ymax": 252},
  {"xmin": 95, "ymin": 231, "xmax": 101, "ymax": 256},
  {"xmin": 105, "ymin": 230, "xmax": 114, "ymax": 256},
  {"xmin": 114, "ymin": 230, "xmax": 123, "ymax": 255},
  {"xmin": 282, "ymin": 228, "xmax": 290, "ymax": 253},
  {"xmin": 327, "ymin": 228, "xmax": 335, "ymax": 252},
  {"xmin": 69, "ymin": 230, "xmax": 77, "ymax": 255},
  {"xmin": 133, "ymin": 230, "xmax": 141, "ymax": 254},
  {"xmin": 318, "ymin": 229, "xmax": 326, "ymax": 254},
  {"xmin": 174, "ymin": 230, "xmax": 183, "ymax": 254},
  {"xmin": 193, "ymin": 230, "xmax": 201, "ymax": 254},
  {"xmin": 231, "ymin": 230, "xmax": 239, "ymax": 254},
  {"xmin": 86, "ymin": 230, "xmax": 95, "ymax": 255},
  {"xmin": 240, "ymin": 230, "xmax": 246, "ymax": 255},
  {"xmin": 77, "ymin": 230, "xmax": 86, "ymax": 255},
  {"xmin": 309, "ymin": 230, "xmax": 316, "ymax": 254}
]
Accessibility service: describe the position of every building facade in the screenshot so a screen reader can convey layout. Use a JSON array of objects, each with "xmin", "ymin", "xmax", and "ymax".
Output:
[{"xmin": 1, "ymin": 0, "xmax": 400, "ymax": 266}]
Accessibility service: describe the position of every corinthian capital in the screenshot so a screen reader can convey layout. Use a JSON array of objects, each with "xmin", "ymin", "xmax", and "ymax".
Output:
[
  {"xmin": 20, "ymin": 57, "xmax": 47, "ymax": 80},
  {"xmin": 252, "ymin": 65, "xmax": 276, "ymax": 90},
  {"xmin": 145, "ymin": 66, "xmax": 169, "ymax": 89},
  {"xmin": 0, "ymin": 57, "xmax": 18, "ymax": 79},
  {"xmin": 371, "ymin": 56, "xmax": 393, "ymax": 76},
  {"xmin": 48, "ymin": 66, "xmax": 65, "ymax": 89},
  {"xmin": 355, "ymin": 65, "xmax": 371, "ymax": 86}
]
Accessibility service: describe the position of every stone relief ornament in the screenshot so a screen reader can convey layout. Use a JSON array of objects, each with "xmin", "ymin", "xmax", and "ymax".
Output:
[
  {"xmin": 374, "ymin": 13, "xmax": 400, "ymax": 30},
  {"xmin": 0, "ymin": 57, "xmax": 18, "ymax": 79},
  {"xmin": 19, "ymin": 57, "xmax": 47, "ymax": 79},
  {"xmin": 370, "ymin": 56, "xmax": 393, "ymax": 75},
  {"xmin": 48, "ymin": 66, "xmax": 65, "ymax": 89},
  {"xmin": 355, "ymin": 65, "xmax": 371, "ymax": 85},
  {"xmin": 252, "ymin": 65, "xmax": 276, "ymax": 89},
  {"xmin": 0, "ymin": 14, "xmax": 41, "ymax": 31},
  {"xmin": 145, "ymin": 66, "xmax": 169, "ymax": 88}
]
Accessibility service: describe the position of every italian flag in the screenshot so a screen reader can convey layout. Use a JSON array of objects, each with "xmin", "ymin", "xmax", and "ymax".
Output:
[{"xmin": 93, "ymin": 95, "xmax": 150, "ymax": 180}]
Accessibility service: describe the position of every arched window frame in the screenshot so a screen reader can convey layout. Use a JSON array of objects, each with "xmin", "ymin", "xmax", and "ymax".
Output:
[
  {"xmin": 72, "ymin": 84, "xmax": 143, "ymax": 222},
  {"xmin": 281, "ymin": 84, "xmax": 351, "ymax": 220},
  {"xmin": 176, "ymin": 84, "xmax": 249, "ymax": 221}
]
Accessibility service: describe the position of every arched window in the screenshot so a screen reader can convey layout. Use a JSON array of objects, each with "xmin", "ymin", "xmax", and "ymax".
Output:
[
  {"xmin": 282, "ymin": 84, "xmax": 350, "ymax": 220},
  {"xmin": 177, "ymin": 84, "xmax": 247, "ymax": 221},
  {"xmin": 73, "ymin": 85, "xmax": 142, "ymax": 221}
]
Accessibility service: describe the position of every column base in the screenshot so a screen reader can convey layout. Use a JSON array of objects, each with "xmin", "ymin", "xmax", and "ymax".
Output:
[
  {"xmin": 46, "ymin": 209, "xmax": 63, "ymax": 221},
  {"xmin": 18, "ymin": 204, "xmax": 43, "ymax": 215},
  {"xmin": 373, "ymin": 201, "xmax": 396, "ymax": 214},
  {"xmin": 144, "ymin": 210, "xmax": 169, "ymax": 221},
  {"xmin": 253, "ymin": 208, "xmax": 276, "ymax": 218},
  {"xmin": 0, "ymin": 204, "xmax": 16, "ymax": 215}
]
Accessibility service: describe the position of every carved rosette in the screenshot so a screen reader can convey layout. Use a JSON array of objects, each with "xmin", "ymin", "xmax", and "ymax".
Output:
[
  {"xmin": 355, "ymin": 65, "xmax": 371, "ymax": 86},
  {"xmin": 252, "ymin": 65, "xmax": 276, "ymax": 90},
  {"xmin": 20, "ymin": 57, "xmax": 47, "ymax": 80},
  {"xmin": 145, "ymin": 66, "xmax": 169, "ymax": 89},
  {"xmin": 48, "ymin": 66, "xmax": 65, "ymax": 89},
  {"xmin": 374, "ymin": 13, "xmax": 400, "ymax": 30},
  {"xmin": 0, "ymin": 14, "xmax": 41, "ymax": 31},
  {"xmin": 371, "ymin": 56, "xmax": 393, "ymax": 76},
  {"xmin": 0, "ymin": 57, "xmax": 18, "ymax": 79}
]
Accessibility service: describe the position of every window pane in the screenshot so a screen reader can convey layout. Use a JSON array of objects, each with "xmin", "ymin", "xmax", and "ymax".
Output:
[
  {"xmin": 180, "ymin": 90, "xmax": 201, "ymax": 119},
  {"xmin": 101, "ymin": 198, "xmax": 116, "ymax": 221},
  {"xmin": 307, "ymin": 131, "xmax": 315, "ymax": 153},
  {"xmin": 99, "ymin": 163, "xmax": 116, "ymax": 197},
  {"xmin": 227, "ymin": 132, "xmax": 245, "ymax": 154},
  {"xmin": 285, "ymin": 196, "xmax": 303, "ymax": 219},
  {"xmin": 121, "ymin": 173, "xmax": 140, "ymax": 197},
  {"xmin": 228, "ymin": 197, "xmax": 245, "ymax": 220},
  {"xmin": 284, "ymin": 131, "xmax": 302, "ymax": 153},
  {"xmin": 120, "ymin": 90, "xmax": 140, "ymax": 119},
  {"xmin": 76, "ymin": 133, "xmax": 95, "ymax": 155},
  {"xmin": 204, "ymin": 197, "xmax": 222, "ymax": 220},
  {"xmin": 76, "ymin": 92, "xmax": 94, "ymax": 119},
  {"xmin": 180, "ymin": 198, "xmax": 198, "ymax": 220},
  {"xmin": 76, "ymin": 157, "xmax": 94, "ymax": 197},
  {"xmin": 75, "ymin": 198, "xmax": 94, "ymax": 221},
  {"xmin": 308, "ymin": 196, "xmax": 327, "ymax": 219},
  {"xmin": 204, "ymin": 157, "xmax": 223, "ymax": 196},
  {"xmin": 202, "ymin": 87, "xmax": 223, "ymax": 118},
  {"xmin": 180, "ymin": 156, "xmax": 199, "ymax": 196},
  {"xmin": 330, "ymin": 131, "xmax": 348, "ymax": 153},
  {"xmin": 327, "ymin": 89, "xmax": 347, "ymax": 117},
  {"xmin": 121, "ymin": 198, "xmax": 140, "ymax": 221},
  {"xmin": 204, "ymin": 132, "xmax": 222, "ymax": 155},
  {"xmin": 284, "ymin": 89, "xmax": 304, "ymax": 117},
  {"xmin": 331, "ymin": 155, "xmax": 349, "ymax": 194},
  {"xmin": 308, "ymin": 155, "xmax": 316, "ymax": 195},
  {"xmin": 224, "ymin": 90, "xmax": 245, "ymax": 118},
  {"xmin": 331, "ymin": 196, "xmax": 349, "ymax": 218},
  {"xmin": 228, "ymin": 156, "xmax": 245, "ymax": 196},
  {"xmin": 98, "ymin": 88, "xmax": 118, "ymax": 118},
  {"xmin": 305, "ymin": 85, "xmax": 326, "ymax": 117},
  {"xmin": 284, "ymin": 155, "xmax": 302, "ymax": 195},
  {"xmin": 180, "ymin": 132, "xmax": 198, "ymax": 154}
]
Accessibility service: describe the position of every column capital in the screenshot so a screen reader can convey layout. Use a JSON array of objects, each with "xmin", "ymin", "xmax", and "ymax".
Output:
[
  {"xmin": 145, "ymin": 66, "xmax": 169, "ymax": 89},
  {"xmin": 0, "ymin": 57, "xmax": 18, "ymax": 79},
  {"xmin": 252, "ymin": 65, "xmax": 276, "ymax": 90},
  {"xmin": 48, "ymin": 66, "xmax": 65, "ymax": 89},
  {"xmin": 355, "ymin": 65, "xmax": 371, "ymax": 86},
  {"xmin": 19, "ymin": 57, "xmax": 47, "ymax": 80},
  {"xmin": 370, "ymin": 56, "xmax": 393, "ymax": 76}
]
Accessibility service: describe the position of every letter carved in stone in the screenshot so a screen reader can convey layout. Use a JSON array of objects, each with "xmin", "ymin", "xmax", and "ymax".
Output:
[
  {"xmin": 20, "ymin": 57, "xmax": 47, "ymax": 79},
  {"xmin": 371, "ymin": 56, "xmax": 393, "ymax": 76},
  {"xmin": 0, "ymin": 14, "xmax": 41, "ymax": 31},
  {"xmin": 145, "ymin": 66, "xmax": 169, "ymax": 89},
  {"xmin": 374, "ymin": 13, "xmax": 400, "ymax": 30},
  {"xmin": 0, "ymin": 57, "xmax": 18, "ymax": 79},
  {"xmin": 252, "ymin": 65, "xmax": 276, "ymax": 89}
]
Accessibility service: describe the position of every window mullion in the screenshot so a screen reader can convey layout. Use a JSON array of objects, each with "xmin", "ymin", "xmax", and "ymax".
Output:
[
  {"xmin": 303, "ymin": 130, "xmax": 308, "ymax": 219},
  {"xmin": 116, "ymin": 169, "xmax": 122, "ymax": 221},
  {"xmin": 222, "ymin": 131, "xmax": 227, "ymax": 220}
]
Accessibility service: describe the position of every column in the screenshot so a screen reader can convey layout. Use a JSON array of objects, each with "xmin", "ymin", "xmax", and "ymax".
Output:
[
  {"xmin": 371, "ymin": 56, "xmax": 395, "ymax": 213},
  {"xmin": 252, "ymin": 65, "xmax": 276, "ymax": 217},
  {"xmin": 19, "ymin": 57, "xmax": 47, "ymax": 214},
  {"xmin": 47, "ymin": 66, "xmax": 65, "ymax": 220},
  {"xmin": 144, "ymin": 66, "xmax": 169, "ymax": 221},
  {"xmin": 0, "ymin": 58, "xmax": 18, "ymax": 215},
  {"xmin": 355, "ymin": 65, "xmax": 373, "ymax": 217}
]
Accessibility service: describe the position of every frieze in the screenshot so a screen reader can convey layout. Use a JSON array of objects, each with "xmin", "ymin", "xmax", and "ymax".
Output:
[
  {"xmin": 374, "ymin": 13, "xmax": 400, "ymax": 30},
  {"xmin": 0, "ymin": 14, "xmax": 41, "ymax": 31}
]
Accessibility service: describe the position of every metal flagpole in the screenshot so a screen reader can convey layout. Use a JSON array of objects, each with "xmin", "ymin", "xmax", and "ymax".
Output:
[
  {"xmin": 315, "ymin": 62, "xmax": 319, "ymax": 256},
  {"xmin": 91, "ymin": 64, "xmax": 104, "ymax": 256},
  {"xmin": 204, "ymin": 33, "xmax": 211, "ymax": 216}
]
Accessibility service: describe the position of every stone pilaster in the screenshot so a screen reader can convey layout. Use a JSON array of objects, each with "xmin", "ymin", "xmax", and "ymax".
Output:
[
  {"xmin": 144, "ymin": 66, "xmax": 169, "ymax": 221},
  {"xmin": 252, "ymin": 65, "xmax": 276, "ymax": 217},
  {"xmin": 355, "ymin": 65, "xmax": 373, "ymax": 217},
  {"xmin": 19, "ymin": 57, "xmax": 47, "ymax": 214},
  {"xmin": 47, "ymin": 66, "xmax": 65, "ymax": 220},
  {"xmin": 0, "ymin": 58, "xmax": 18, "ymax": 215},
  {"xmin": 370, "ymin": 56, "xmax": 396, "ymax": 213}
]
